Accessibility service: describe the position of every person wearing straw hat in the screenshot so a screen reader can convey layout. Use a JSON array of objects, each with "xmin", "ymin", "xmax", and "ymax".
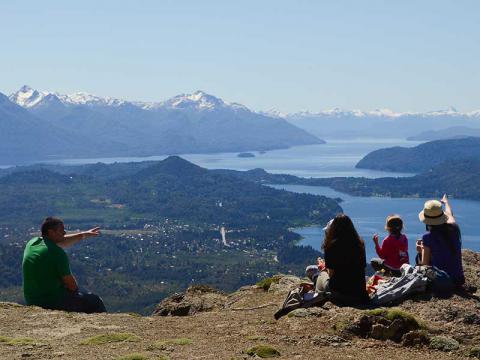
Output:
[{"xmin": 417, "ymin": 194, "xmax": 465, "ymax": 286}]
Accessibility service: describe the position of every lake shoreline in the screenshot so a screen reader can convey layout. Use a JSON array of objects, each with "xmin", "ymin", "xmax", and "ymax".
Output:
[{"xmin": 270, "ymin": 184, "xmax": 480, "ymax": 260}]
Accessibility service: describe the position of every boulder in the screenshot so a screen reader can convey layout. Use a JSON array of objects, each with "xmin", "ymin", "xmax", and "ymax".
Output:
[{"xmin": 153, "ymin": 285, "xmax": 227, "ymax": 316}]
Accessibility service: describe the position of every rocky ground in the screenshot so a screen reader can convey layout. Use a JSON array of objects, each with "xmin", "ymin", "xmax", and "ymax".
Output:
[{"xmin": 0, "ymin": 250, "xmax": 479, "ymax": 360}]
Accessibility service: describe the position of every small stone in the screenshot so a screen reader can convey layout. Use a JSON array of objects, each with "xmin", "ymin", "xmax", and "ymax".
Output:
[
  {"xmin": 370, "ymin": 318, "xmax": 408, "ymax": 342},
  {"xmin": 346, "ymin": 315, "xmax": 372, "ymax": 337},
  {"xmin": 288, "ymin": 308, "xmax": 309, "ymax": 318},
  {"xmin": 401, "ymin": 331, "xmax": 430, "ymax": 347},
  {"xmin": 443, "ymin": 309, "xmax": 459, "ymax": 322},
  {"xmin": 279, "ymin": 335, "xmax": 297, "ymax": 344},
  {"xmin": 311, "ymin": 335, "xmax": 348, "ymax": 346},
  {"xmin": 467, "ymin": 347, "xmax": 480, "ymax": 358},
  {"xmin": 306, "ymin": 307, "xmax": 325, "ymax": 317},
  {"xmin": 370, "ymin": 324, "xmax": 388, "ymax": 340}
]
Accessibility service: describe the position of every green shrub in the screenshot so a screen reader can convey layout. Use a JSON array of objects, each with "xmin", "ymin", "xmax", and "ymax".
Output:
[
  {"xmin": 116, "ymin": 354, "xmax": 147, "ymax": 360},
  {"xmin": 256, "ymin": 275, "xmax": 282, "ymax": 291},
  {"xmin": 80, "ymin": 333, "xmax": 141, "ymax": 345},
  {"xmin": 430, "ymin": 336, "xmax": 460, "ymax": 352},
  {"xmin": 246, "ymin": 344, "xmax": 281, "ymax": 358},
  {"xmin": 366, "ymin": 308, "xmax": 385, "ymax": 317}
]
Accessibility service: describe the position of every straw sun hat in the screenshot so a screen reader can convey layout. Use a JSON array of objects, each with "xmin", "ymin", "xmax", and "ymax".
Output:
[{"xmin": 418, "ymin": 200, "xmax": 448, "ymax": 226}]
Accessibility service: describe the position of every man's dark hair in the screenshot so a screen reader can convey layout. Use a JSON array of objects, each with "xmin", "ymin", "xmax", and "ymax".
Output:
[{"xmin": 41, "ymin": 217, "xmax": 64, "ymax": 237}]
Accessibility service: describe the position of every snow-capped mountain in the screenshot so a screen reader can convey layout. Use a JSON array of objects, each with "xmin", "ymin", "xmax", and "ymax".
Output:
[
  {"xmin": 0, "ymin": 91, "xmax": 95, "ymax": 161},
  {"xmin": 272, "ymin": 105, "xmax": 480, "ymax": 120},
  {"xmin": 9, "ymin": 85, "xmax": 128, "ymax": 108},
  {"xmin": 141, "ymin": 90, "xmax": 224, "ymax": 111},
  {"xmin": 137, "ymin": 90, "xmax": 249, "ymax": 113},
  {"xmin": 3, "ymin": 86, "xmax": 322, "ymax": 163},
  {"xmin": 9, "ymin": 85, "xmax": 49, "ymax": 108},
  {"xmin": 284, "ymin": 106, "xmax": 480, "ymax": 139},
  {"xmin": 10, "ymin": 86, "xmax": 250, "ymax": 114}
]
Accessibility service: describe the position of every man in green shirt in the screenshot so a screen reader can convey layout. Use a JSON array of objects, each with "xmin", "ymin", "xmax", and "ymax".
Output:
[{"xmin": 23, "ymin": 217, "xmax": 106, "ymax": 313}]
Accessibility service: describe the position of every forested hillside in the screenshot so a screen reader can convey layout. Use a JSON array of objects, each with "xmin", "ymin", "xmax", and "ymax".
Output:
[{"xmin": 0, "ymin": 157, "xmax": 340, "ymax": 313}]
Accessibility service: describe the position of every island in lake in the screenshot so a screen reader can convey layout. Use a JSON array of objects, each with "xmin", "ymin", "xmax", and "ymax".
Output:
[{"xmin": 237, "ymin": 152, "xmax": 256, "ymax": 158}]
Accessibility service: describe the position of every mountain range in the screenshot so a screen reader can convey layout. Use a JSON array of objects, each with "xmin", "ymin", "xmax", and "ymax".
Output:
[
  {"xmin": 0, "ymin": 86, "xmax": 323, "ymax": 164},
  {"xmin": 280, "ymin": 107, "xmax": 480, "ymax": 139}
]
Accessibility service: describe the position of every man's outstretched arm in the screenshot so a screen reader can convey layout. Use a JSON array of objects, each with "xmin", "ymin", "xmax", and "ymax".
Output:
[{"xmin": 58, "ymin": 227, "xmax": 101, "ymax": 249}]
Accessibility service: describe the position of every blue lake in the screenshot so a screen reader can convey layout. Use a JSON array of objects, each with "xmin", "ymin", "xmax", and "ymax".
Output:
[
  {"xmin": 40, "ymin": 139, "xmax": 418, "ymax": 178},
  {"xmin": 269, "ymin": 185, "xmax": 480, "ymax": 261},
  {"xmin": 24, "ymin": 138, "xmax": 479, "ymax": 259}
]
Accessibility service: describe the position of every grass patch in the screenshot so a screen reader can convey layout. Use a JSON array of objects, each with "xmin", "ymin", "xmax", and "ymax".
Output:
[
  {"xmin": 116, "ymin": 354, "xmax": 147, "ymax": 360},
  {"xmin": 149, "ymin": 338, "xmax": 192, "ymax": 350},
  {"xmin": 256, "ymin": 275, "xmax": 282, "ymax": 291},
  {"xmin": 126, "ymin": 312, "xmax": 142, "ymax": 317},
  {"xmin": 367, "ymin": 308, "xmax": 385, "ymax": 317},
  {"xmin": 80, "ymin": 333, "xmax": 141, "ymax": 345},
  {"xmin": 246, "ymin": 344, "xmax": 281, "ymax": 358},
  {"xmin": 0, "ymin": 336, "xmax": 37, "ymax": 346}
]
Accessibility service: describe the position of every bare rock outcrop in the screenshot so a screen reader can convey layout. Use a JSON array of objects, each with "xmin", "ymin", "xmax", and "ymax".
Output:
[{"xmin": 153, "ymin": 285, "xmax": 227, "ymax": 316}]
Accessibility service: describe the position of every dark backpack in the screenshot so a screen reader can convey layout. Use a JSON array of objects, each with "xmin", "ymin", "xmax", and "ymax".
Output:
[{"xmin": 425, "ymin": 266, "xmax": 455, "ymax": 297}]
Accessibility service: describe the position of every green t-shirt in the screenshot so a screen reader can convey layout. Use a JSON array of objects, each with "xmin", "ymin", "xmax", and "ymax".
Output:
[{"xmin": 22, "ymin": 237, "xmax": 71, "ymax": 308}]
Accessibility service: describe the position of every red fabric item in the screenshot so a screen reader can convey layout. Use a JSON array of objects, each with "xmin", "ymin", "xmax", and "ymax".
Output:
[
  {"xmin": 366, "ymin": 274, "xmax": 384, "ymax": 294},
  {"xmin": 375, "ymin": 234, "xmax": 409, "ymax": 269}
]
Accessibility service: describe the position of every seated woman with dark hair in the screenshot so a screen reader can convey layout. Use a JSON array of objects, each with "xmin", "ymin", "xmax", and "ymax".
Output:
[{"xmin": 316, "ymin": 214, "xmax": 369, "ymax": 305}]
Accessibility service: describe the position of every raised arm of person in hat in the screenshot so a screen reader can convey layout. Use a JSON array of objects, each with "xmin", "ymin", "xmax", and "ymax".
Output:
[{"xmin": 440, "ymin": 194, "xmax": 456, "ymax": 224}]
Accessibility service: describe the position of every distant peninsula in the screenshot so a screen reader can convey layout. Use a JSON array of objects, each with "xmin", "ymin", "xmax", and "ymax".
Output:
[
  {"xmin": 407, "ymin": 126, "xmax": 480, "ymax": 141},
  {"xmin": 355, "ymin": 137, "xmax": 480, "ymax": 173}
]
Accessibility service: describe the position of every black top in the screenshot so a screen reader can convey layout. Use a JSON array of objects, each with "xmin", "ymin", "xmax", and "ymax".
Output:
[{"xmin": 325, "ymin": 238, "xmax": 369, "ymax": 304}]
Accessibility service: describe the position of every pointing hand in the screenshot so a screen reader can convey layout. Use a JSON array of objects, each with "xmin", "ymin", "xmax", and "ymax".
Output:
[
  {"xmin": 84, "ymin": 227, "xmax": 101, "ymax": 238},
  {"xmin": 440, "ymin": 194, "xmax": 448, "ymax": 204}
]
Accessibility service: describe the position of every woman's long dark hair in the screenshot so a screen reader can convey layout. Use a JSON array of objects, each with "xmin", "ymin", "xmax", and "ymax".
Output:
[
  {"xmin": 427, "ymin": 223, "xmax": 461, "ymax": 255},
  {"xmin": 322, "ymin": 214, "xmax": 365, "ymax": 252}
]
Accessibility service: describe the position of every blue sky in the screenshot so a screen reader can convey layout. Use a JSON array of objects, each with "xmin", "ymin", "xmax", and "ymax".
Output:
[{"xmin": 1, "ymin": 0, "xmax": 479, "ymax": 112}]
